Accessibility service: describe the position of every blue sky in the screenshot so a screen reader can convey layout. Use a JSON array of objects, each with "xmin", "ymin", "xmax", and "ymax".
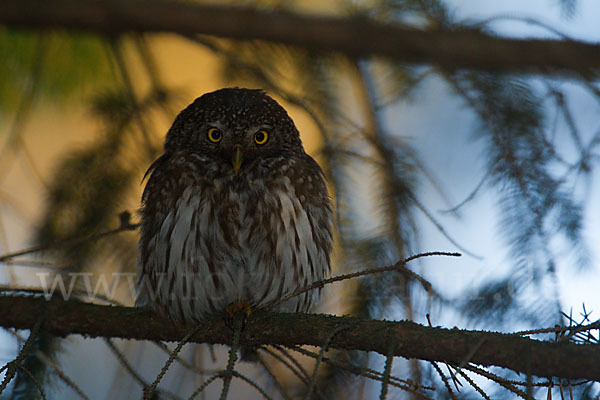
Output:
[{"xmin": 387, "ymin": 0, "xmax": 600, "ymax": 330}]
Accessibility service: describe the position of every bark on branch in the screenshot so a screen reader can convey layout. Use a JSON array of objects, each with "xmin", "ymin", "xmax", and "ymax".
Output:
[
  {"xmin": 1, "ymin": 0, "xmax": 599, "ymax": 75},
  {"xmin": 1, "ymin": 295, "xmax": 599, "ymax": 381}
]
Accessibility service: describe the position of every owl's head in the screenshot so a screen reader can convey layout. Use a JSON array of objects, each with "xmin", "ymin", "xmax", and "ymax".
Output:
[{"xmin": 164, "ymin": 88, "xmax": 304, "ymax": 172}]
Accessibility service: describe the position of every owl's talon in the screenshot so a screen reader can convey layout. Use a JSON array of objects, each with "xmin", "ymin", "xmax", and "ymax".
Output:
[{"xmin": 224, "ymin": 300, "xmax": 252, "ymax": 331}]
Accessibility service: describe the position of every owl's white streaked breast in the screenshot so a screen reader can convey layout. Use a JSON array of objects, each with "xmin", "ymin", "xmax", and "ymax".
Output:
[{"xmin": 139, "ymin": 173, "xmax": 326, "ymax": 322}]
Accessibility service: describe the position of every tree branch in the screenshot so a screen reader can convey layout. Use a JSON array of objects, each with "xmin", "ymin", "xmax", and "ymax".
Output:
[
  {"xmin": 1, "ymin": 295, "xmax": 599, "ymax": 381},
  {"xmin": 0, "ymin": 0, "xmax": 599, "ymax": 75}
]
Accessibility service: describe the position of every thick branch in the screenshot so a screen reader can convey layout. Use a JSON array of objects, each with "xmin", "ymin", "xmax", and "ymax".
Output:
[
  {"xmin": 1, "ymin": 295, "xmax": 599, "ymax": 381},
  {"xmin": 1, "ymin": 0, "xmax": 599, "ymax": 75}
]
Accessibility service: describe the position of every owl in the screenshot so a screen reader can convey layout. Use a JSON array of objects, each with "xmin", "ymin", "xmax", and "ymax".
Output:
[{"xmin": 136, "ymin": 88, "xmax": 333, "ymax": 324}]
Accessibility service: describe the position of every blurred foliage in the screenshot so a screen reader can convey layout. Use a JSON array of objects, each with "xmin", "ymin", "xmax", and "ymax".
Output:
[
  {"xmin": 558, "ymin": 0, "xmax": 578, "ymax": 17},
  {"xmin": 0, "ymin": 30, "xmax": 113, "ymax": 116},
  {"xmin": 450, "ymin": 71, "xmax": 588, "ymax": 327},
  {"xmin": 35, "ymin": 138, "xmax": 134, "ymax": 266}
]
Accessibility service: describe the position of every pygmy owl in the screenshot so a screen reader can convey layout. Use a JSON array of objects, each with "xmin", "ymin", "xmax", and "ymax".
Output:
[{"xmin": 136, "ymin": 88, "xmax": 333, "ymax": 323}]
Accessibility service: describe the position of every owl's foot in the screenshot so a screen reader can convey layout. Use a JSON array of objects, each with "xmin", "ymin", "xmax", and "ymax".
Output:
[
  {"xmin": 224, "ymin": 300, "xmax": 252, "ymax": 331},
  {"xmin": 224, "ymin": 301, "xmax": 260, "ymax": 362}
]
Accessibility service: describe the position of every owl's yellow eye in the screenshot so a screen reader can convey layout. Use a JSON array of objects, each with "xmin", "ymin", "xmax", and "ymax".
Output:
[
  {"xmin": 254, "ymin": 130, "xmax": 269, "ymax": 145},
  {"xmin": 207, "ymin": 127, "xmax": 222, "ymax": 143}
]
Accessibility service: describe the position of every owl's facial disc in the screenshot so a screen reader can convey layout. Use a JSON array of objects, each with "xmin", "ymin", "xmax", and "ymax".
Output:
[{"xmin": 232, "ymin": 144, "xmax": 243, "ymax": 172}]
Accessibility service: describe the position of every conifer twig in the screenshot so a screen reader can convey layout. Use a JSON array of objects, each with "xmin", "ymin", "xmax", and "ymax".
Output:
[
  {"xmin": 268, "ymin": 251, "xmax": 461, "ymax": 309},
  {"xmin": 0, "ymin": 315, "xmax": 45, "ymax": 394},
  {"xmin": 145, "ymin": 325, "xmax": 202, "ymax": 399},
  {"xmin": 218, "ymin": 314, "xmax": 243, "ymax": 400}
]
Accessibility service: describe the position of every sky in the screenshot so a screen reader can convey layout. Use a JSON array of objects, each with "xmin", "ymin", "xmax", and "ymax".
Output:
[
  {"xmin": 454, "ymin": 0, "xmax": 600, "ymax": 40},
  {"xmin": 396, "ymin": 0, "xmax": 600, "ymax": 329}
]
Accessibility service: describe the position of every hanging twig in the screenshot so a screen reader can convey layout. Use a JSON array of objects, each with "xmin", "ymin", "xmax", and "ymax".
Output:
[
  {"xmin": 0, "ymin": 315, "xmax": 45, "ymax": 394},
  {"xmin": 15, "ymin": 365, "xmax": 47, "ymax": 400},
  {"xmin": 218, "ymin": 313, "xmax": 243, "ymax": 400},
  {"xmin": 303, "ymin": 325, "xmax": 349, "ymax": 400},
  {"xmin": 463, "ymin": 364, "xmax": 530, "ymax": 398},
  {"xmin": 188, "ymin": 374, "xmax": 221, "ymax": 400},
  {"xmin": 256, "ymin": 354, "xmax": 294, "ymax": 400},
  {"xmin": 451, "ymin": 367, "xmax": 491, "ymax": 400},
  {"xmin": 145, "ymin": 325, "xmax": 203, "ymax": 399},
  {"xmin": 6, "ymin": 329, "xmax": 91, "ymax": 399},
  {"xmin": 228, "ymin": 371, "xmax": 274, "ymax": 400},
  {"xmin": 287, "ymin": 345, "xmax": 433, "ymax": 397},
  {"xmin": 430, "ymin": 361, "xmax": 459, "ymax": 400},
  {"xmin": 153, "ymin": 342, "xmax": 220, "ymax": 376},
  {"xmin": 267, "ymin": 346, "xmax": 312, "ymax": 385},
  {"xmin": 379, "ymin": 341, "xmax": 395, "ymax": 400},
  {"xmin": 104, "ymin": 339, "xmax": 181, "ymax": 400}
]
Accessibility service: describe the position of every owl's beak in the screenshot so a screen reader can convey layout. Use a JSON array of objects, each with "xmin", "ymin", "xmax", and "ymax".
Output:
[{"xmin": 232, "ymin": 145, "xmax": 244, "ymax": 172}]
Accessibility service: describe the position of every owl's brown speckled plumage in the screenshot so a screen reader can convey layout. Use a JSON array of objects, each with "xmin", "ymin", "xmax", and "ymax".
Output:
[{"xmin": 136, "ymin": 88, "xmax": 332, "ymax": 322}]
